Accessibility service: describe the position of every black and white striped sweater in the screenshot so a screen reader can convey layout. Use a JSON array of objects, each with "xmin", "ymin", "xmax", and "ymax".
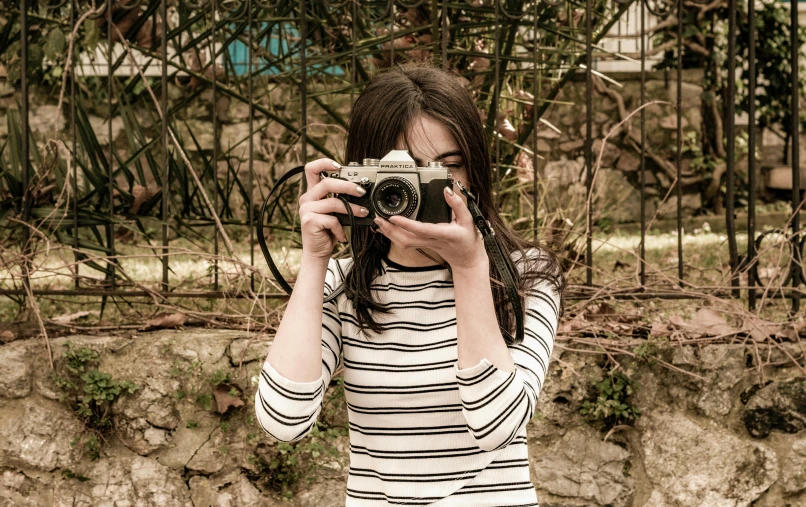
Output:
[{"xmin": 255, "ymin": 256, "xmax": 560, "ymax": 506}]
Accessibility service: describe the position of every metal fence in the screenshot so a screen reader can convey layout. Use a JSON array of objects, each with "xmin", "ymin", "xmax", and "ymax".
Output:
[{"xmin": 2, "ymin": 0, "xmax": 804, "ymax": 312}]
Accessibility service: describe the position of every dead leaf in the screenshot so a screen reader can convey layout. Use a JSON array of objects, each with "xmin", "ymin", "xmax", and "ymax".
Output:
[
  {"xmin": 650, "ymin": 322, "xmax": 672, "ymax": 337},
  {"xmin": 0, "ymin": 330, "xmax": 15, "ymax": 343},
  {"xmin": 559, "ymin": 315, "xmax": 587, "ymax": 334},
  {"xmin": 52, "ymin": 310, "xmax": 97, "ymax": 325},
  {"xmin": 742, "ymin": 316, "xmax": 780, "ymax": 342},
  {"xmin": 214, "ymin": 383, "xmax": 244, "ymax": 414},
  {"xmin": 145, "ymin": 313, "xmax": 186, "ymax": 330},
  {"xmin": 690, "ymin": 308, "xmax": 736, "ymax": 336},
  {"xmin": 669, "ymin": 315, "xmax": 688, "ymax": 329}
]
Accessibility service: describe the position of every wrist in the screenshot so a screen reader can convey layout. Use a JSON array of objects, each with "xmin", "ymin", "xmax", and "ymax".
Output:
[
  {"xmin": 299, "ymin": 252, "xmax": 331, "ymax": 274},
  {"xmin": 450, "ymin": 254, "xmax": 489, "ymax": 279}
]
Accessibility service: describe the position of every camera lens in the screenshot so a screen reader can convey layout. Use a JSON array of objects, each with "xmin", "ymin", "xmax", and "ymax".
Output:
[
  {"xmin": 384, "ymin": 188, "xmax": 404, "ymax": 210},
  {"xmin": 373, "ymin": 177, "xmax": 418, "ymax": 219}
]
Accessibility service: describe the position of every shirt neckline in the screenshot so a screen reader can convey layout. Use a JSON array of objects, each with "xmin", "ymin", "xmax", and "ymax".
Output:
[{"xmin": 382, "ymin": 255, "xmax": 450, "ymax": 272}]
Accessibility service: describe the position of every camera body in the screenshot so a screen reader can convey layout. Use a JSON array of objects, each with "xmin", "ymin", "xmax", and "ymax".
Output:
[{"xmin": 326, "ymin": 150, "xmax": 453, "ymax": 226}]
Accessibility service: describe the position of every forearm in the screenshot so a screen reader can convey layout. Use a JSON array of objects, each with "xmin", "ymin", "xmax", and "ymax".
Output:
[
  {"xmin": 266, "ymin": 253, "xmax": 330, "ymax": 382},
  {"xmin": 452, "ymin": 258, "xmax": 515, "ymax": 372}
]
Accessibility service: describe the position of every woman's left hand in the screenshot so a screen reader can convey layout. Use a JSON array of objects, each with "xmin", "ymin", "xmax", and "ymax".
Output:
[{"xmin": 373, "ymin": 184, "xmax": 488, "ymax": 271}]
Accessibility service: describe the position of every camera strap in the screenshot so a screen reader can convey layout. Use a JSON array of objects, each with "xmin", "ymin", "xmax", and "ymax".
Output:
[
  {"xmin": 258, "ymin": 166, "xmax": 524, "ymax": 344},
  {"xmin": 258, "ymin": 165, "xmax": 347, "ymax": 304}
]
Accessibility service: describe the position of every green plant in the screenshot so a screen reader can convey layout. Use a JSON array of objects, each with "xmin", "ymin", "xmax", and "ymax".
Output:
[
  {"xmin": 580, "ymin": 370, "xmax": 641, "ymax": 430},
  {"xmin": 53, "ymin": 341, "xmax": 140, "ymax": 460},
  {"xmin": 186, "ymin": 420, "xmax": 200, "ymax": 429},
  {"xmin": 210, "ymin": 369, "xmax": 230, "ymax": 387},
  {"xmin": 195, "ymin": 393, "xmax": 213, "ymax": 411}
]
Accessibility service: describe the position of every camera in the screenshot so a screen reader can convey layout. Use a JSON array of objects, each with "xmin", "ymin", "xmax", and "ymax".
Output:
[{"xmin": 326, "ymin": 150, "xmax": 453, "ymax": 226}]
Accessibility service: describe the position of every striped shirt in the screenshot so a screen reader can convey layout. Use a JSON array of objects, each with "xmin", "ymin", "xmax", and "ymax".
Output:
[{"xmin": 255, "ymin": 255, "xmax": 561, "ymax": 506}]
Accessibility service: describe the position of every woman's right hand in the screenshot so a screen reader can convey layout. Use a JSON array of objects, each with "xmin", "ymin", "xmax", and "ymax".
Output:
[{"xmin": 298, "ymin": 159, "xmax": 370, "ymax": 260}]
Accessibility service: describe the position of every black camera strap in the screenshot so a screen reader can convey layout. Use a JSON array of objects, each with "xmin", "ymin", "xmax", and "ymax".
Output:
[{"xmin": 258, "ymin": 166, "xmax": 524, "ymax": 345}]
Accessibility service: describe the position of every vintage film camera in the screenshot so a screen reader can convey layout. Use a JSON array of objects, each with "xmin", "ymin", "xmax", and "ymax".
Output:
[{"xmin": 326, "ymin": 150, "xmax": 454, "ymax": 226}]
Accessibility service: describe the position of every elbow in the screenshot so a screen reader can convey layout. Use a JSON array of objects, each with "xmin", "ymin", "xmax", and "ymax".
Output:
[
  {"xmin": 465, "ymin": 403, "xmax": 532, "ymax": 451},
  {"xmin": 465, "ymin": 420, "xmax": 518, "ymax": 452},
  {"xmin": 471, "ymin": 434, "xmax": 508, "ymax": 452},
  {"xmin": 253, "ymin": 392, "xmax": 317, "ymax": 443}
]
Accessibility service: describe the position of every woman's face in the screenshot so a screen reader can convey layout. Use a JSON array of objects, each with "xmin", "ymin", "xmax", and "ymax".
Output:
[{"xmin": 395, "ymin": 115, "xmax": 469, "ymax": 189}]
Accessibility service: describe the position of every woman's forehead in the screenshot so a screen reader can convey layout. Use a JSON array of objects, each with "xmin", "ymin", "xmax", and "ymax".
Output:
[{"xmin": 395, "ymin": 116, "xmax": 461, "ymax": 161}]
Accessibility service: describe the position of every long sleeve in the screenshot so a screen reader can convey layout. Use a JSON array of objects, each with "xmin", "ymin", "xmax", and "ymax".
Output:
[
  {"xmin": 454, "ymin": 279, "xmax": 560, "ymax": 451},
  {"xmin": 254, "ymin": 259, "xmax": 344, "ymax": 442}
]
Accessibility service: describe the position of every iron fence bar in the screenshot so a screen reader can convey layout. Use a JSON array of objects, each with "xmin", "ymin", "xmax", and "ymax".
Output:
[
  {"xmin": 106, "ymin": 0, "xmax": 117, "ymax": 289},
  {"xmin": 494, "ymin": 0, "xmax": 500, "ymax": 189},
  {"xmin": 585, "ymin": 0, "xmax": 592, "ymax": 286},
  {"xmin": 212, "ymin": 0, "xmax": 220, "ymax": 290},
  {"xmin": 161, "ymin": 0, "xmax": 170, "ymax": 291},
  {"xmin": 248, "ymin": 0, "xmax": 255, "ymax": 292},
  {"xmin": 20, "ymin": 0, "xmax": 31, "ymax": 297},
  {"xmin": 440, "ymin": 0, "xmax": 447, "ymax": 69},
  {"xmin": 790, "ymin": 0, "xmax": 802, "ymax": 313},
  {"xmin": 747, "ymin": 0, "xmax": 757, "ymax": 310},
  {"xmin": 351, "ymin": 0, "xmax": 356, "ymax": 107},
  {"xmin": 532, "ymin": 0, "xmax": 539, "ymax": 234},
  {"xmin": 639, "ymin": 0, "xmax": 646, "ymax": 286},
  {"xmin": 675, "ymin": 0, "xmax": 683, "ymax": 284},
  {"xmin": 300, "ymin": 0, "xmax": 307, "ymax": 167},
  {"xmin": 390, "ymin": 1, "xmax": 395, "ymax": 65},
  {"xmin": 71, "ymin": 0, "xmax": 79, "ymax": 290},
  {"xmin": 725, "ymin": 0, "xmax": 739, "ymax": 297}
]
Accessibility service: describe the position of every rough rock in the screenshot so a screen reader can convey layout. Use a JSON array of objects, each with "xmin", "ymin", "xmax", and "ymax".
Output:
[
  {"xmin": 532, "ymin": 426, "xmax": 633, "ymax": 506},
  {"xmin": 782, "ymin": 436, "xmax": 806, "ymax": 494},
  {"xmin": 188, "ymin": 468, "xmax": 267, "ymax": 507},
  {"xmin": 151, "ymin": 416, "xmax": 219, "ymax": 470},
  {"xmin": 177, "ymin": 119, "xmax": 215, "ymax": 151},
  {"xmin": 87, "ymin": 114, "xmax": 124, "ymax": 145},
  {"xmin": 559, "ymin": 139, "xmax": 584, "ymax": 153},
  {"xmin": 29, "ymin": 105, "xmax": 65, "ymax": 134},
  {"xmin": 0, "ymin": 344, "xmax": 32, "ymax": 398},
  {"xmin": 695, "ymin": 345, "xmax": 745, "ymax": 417},
  {"xmin": 56, "ymin": 456, "xmax": 194, "ymax": 506},
  {"xmin": 659, "ymin": 114, "xmax": 689, "ymax": 130},
  {"xmin": 221, "ymin": 122, "xmax": 262, "ymax": 160},
  {"xmin": 617, "ymin": 151, "xmax": 640, "ymax": 172},
  {"xmin": 591, "ymin": 139, "xmax": 621, "ymax": 168},
  {"xmin": 594, "ymin": 169, "xmax": 647, "ymax": 223},
  {"xmin": 743, "ymin": 378, "xmax": 806, "ymax": 438},
  {"xmin": 229, "ymin": 336, "xmax": 272, "ymax": 365},
  {"xmin": 639, "ymin": 410, "xmax": 778, "ymax": 506},
  {"xmin": 0, "ymin": 397, "xmax": 83, "ymax": 471}
]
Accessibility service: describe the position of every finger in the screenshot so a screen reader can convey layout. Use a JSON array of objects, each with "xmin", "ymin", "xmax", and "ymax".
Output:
[
  {"xmin": 302, "ymin": 213, "xmax": 347, "ymax": 242},
  {"xmin": 304, "ymin": 158, "xmax": 342, "ymax": 190},
  {"xmin": 304, "ymin": 176, "xmax": 367, "ymax": 203},
  {"xmin": 302, "ymin": 198, "xmax": 369, "ymax": 218},
  {"xmin": 387, "ymin": 215, "xmax": 443, "ymax": 240},
  {"xmin": 373, "ymin": 217, "xmax": 430, "ymax": 248},
  {"xmin": 445, "ymin": 185, "xmax": 473, "ymax": 227}
]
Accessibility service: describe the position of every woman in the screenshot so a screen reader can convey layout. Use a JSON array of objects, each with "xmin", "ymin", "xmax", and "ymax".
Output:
[{"xmin": 255, "ymin": 64, "xmax": 565, "ymax": 506}]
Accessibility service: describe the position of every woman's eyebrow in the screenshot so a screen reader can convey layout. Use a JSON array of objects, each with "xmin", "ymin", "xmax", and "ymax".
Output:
[{"xmin": 433, "ymin": 150, "xmax": 462, "ymax": 161}]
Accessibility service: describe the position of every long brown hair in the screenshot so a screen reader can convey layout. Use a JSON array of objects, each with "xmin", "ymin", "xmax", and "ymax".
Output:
[{"xmin": 343, "ymin": 63, "xmax": 565, "ymax": 334}]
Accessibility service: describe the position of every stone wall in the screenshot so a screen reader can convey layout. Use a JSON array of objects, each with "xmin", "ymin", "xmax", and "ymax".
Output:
[{"xmin": 1, "ymin": 330, "xmax": 805, "ymax": 506}]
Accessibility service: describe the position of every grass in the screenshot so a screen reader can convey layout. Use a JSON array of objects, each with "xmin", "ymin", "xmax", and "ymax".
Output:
[{"xmin": 0, "ymin": 224, "xmax": 801, "ymax": 329}]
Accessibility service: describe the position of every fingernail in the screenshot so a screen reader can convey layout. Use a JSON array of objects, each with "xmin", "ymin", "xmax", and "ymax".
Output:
[
  {"xmin": 373, "ymin": 217, "xmax": 382, "ymax": 225},
  {"xmin": 445, "ymin": 186, "xmax": 455, "ymax": 197},
  {"xmin": 332, "ymin": 161, "xmax": 341, "ymax": 169},
  {"xmin": 359, "ymin": 207, "xmax": 369, "ymax": 216},
  {"xmin": 356, "ymin": 186, "xmax": 366, "ymax": 196}
]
